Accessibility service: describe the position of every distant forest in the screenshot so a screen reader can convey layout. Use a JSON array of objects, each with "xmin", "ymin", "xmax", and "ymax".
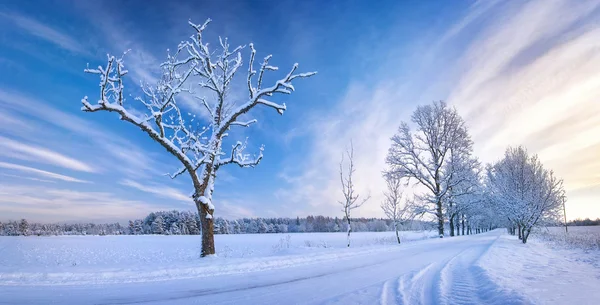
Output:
[
  {"xmin": 567, "ymin": 218, "xmax": 600, "ymax": 226},
  {"xmin": 1, "ymin": 211, "xmax": 597, "ymax": 237},
  {"xmin": 0, "ymin": 210, "xmax": 434, "ymax": 236}
]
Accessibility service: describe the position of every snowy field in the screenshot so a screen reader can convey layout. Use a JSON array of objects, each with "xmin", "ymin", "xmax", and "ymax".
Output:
[
  {"xmin": 534, "ymin": 226, "xmax": 600, "ymax": 251},
  {"xmin": 0, "ymin": 231, "xmax": 438, "ymax": 285},
  {"xmin": 1, "ymin": 230, "xmax": 600, "ymax": 304}
]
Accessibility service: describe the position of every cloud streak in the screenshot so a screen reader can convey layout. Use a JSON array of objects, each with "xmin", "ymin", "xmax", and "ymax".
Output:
[
  {"xmin": 0, "ymin": 161, "xmax": 89, "ymax": 183},
  {"xmin": 0, "ymin": 11, "xmax": 87, "ymax": 54},
  {"xmin": 119, "ymin": 179, "xmax": 192, "ymax": 203},
  {"xmin": 0, "ymin": 184, "xmax": 170, "ymax": 222},
  {"xmin": 0, "ymin": 135, "xmax": 95, "ymax": 173},
  {"xmin": 0, "ymin": 89, "xmax": 163, "ymax": 178}
]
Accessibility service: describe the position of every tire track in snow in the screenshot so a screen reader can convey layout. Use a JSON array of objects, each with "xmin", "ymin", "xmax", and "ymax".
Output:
[
  {"xmin": 379, "ymin": 276, "xmax": 402, "ymax": 305},
  {"xmin": 396, "ymin": 248, "xmax": 469, "ymax": 305},
  {"xmin": 437, "ymin": 237, "xmax": 530, "ymax": 305},
  {"xmin": 392, "ymin": 235, "xmax": 529, "ymax": 305},
  {"xmin": 397, "ymin": 262, "xmax": 437, "ymax": 305},
  {"xmin": 438, "ymin": 247, "xmax": 485, "ymax": 305}
]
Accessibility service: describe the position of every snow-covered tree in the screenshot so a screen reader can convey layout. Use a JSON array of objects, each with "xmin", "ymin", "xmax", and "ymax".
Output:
[
  {"xmin": 128, "ymin": 220, "xmax": 135, "ymax": 235},
  {"xmin": 339, "ymin": 141, "xmax": 370, "ymax": 247},
  {"xmin": 133, "ymin": 220, "xmax": 144, "ymax": 235},
  {"xmin": 151, "ymin": 215, "xmax": 165, "ymax": 235},
  {"xmin": 169, "ymin": 223, "xmax": 181, "ymax": 235},
  {"xmin": 232, "ymin": 220, "xmax": 242, "ymax": 234},
  {"xmin": 82, "ymin": 19, "xmax": 315, "ymax": 256},
  {"xmin": 386, "ymin": 101, "xmax": 472, "ymax": 238},
  {"xmin": 381, "ymin": 174, "xmax": 413, "ymax": 244},
  {"xmin": 486, "ymin": 146, "xmax": 565, "ymax": 243},
  {"xmin": 277, "ymin": 224, "xmax": 288, "ymax": 233},
  {"xmin": 258, "ymin": 219, "xmax": 268, "ymax": 233},
  {"xmin": 19, "ymin": 219, "xmax": 29, "ymax": 236},
  {"xmin": 445, "ymin": 151, "xmax": 481, "ymax": 237}
]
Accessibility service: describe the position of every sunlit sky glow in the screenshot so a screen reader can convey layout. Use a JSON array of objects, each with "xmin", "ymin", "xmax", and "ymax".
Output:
[{"xmin": 0, "ymin": 0, "xmax": 598, "ymax": 222}]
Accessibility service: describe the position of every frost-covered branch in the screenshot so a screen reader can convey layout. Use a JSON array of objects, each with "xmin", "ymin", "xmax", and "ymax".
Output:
[{"xmin": 216, "ymin": 140, "xmax": 264, "ymax": 169}]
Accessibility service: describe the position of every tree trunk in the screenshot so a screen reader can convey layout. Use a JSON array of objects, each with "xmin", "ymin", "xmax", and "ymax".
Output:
[
  {"xmin": 394, "ymin": 223, "xmax": 401, "ymax": 244},
  {"xmin": 437, "ymin": 200, "xmax": 444, "ymax": 238},
  {"xmin": 517, "ymin": 224, "xmax": 522, "ymax": 240},
  {"xmin": 449, "ymin": 214, "xmax": 455, "ymax": 237},
  {"xmin": 346, "ymin": 218, "xmax": 351, "ymax": 247},
  {"xmin": 461, "ymin": 216, "xmax": 465, "ymax": 235},
  {"xmin": 522, "ymin": 227, "xmax": 530, "ymax": 244},
  {"xmin": 456, "ymin": 221, "xmax": 460, "ymax": 236},
  {"xmin": 199, "ymin": 205, "xmax": 215, "ymax": 256}
]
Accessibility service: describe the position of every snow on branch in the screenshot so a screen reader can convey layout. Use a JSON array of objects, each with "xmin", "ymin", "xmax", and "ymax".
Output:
[
  {"xmin": 83, "ymin": 18, "xmax": 315, "ymax": 209},
  {"xmin": 216, "ymin": 140, "xmax": 264, "ymax": 169}
]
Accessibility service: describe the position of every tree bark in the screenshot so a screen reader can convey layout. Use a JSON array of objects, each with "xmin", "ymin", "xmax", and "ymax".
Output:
[
  {"xmin": 395, "ymin": 223, "xmax": 401, "ymax": 244},
  {"xmin": 346, "ymin": 218, "xmax": 351, "ymax": 247},
  {"xmin": 522, "ymin": 227, "xmax": 530, "ymax": 244},
  {"xmin": 449, "ymin": 214, "xmax": 455, "ymax": 237},
  {"xmin": 461, "ymin": 215, "xmax": 465, "ymax": 235},
  {"xmin": 437, "ymin": 199, "xmax": 444, "ymax": 238},
  {"xmin": 199, "ymin": 205, "xmax": 215, "ymax": 256},
  {"xmin": 197, "ymin": 161, "xmax": 217, "ymax": 257},
  {"xmin": 517, "ymin": 224, "xmax": 522, "ymax": 240}
]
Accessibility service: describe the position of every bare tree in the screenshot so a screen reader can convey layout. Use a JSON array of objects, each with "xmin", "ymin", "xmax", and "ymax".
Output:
[
  {"xmin": 386, "ymin": 101, "xmax": 472, "ymax": 238},
  {"xmin": 339, "ymin": 141, "xmax": 369, "ymax": 247},
  {"xmin": 81, "ymin": 19, "xmax": 316, "ymax": 256},
  {"xmin": 381, "ymin": 174, "xmax": 414, "ymax": 244}
]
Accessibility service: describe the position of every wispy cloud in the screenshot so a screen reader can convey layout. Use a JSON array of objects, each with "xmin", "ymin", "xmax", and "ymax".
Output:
[
  {"xmin": 0, "ymin": 184, "xmax": 170, "ymax": 222},
  {"xmin": 0, "ymin": 89, "xmax": 163, "ymax": 179},
  {"xmin": 0, "ymin": 173, "xmax": 56, "ymax": 183},
  {"xmin": 119, "ymin": 179, "xmax": 192, "ymax": 203},
  {"xmin": 218, "ymin": 200, "xmax": 255, "ymax": 219},
  {"xmin": 0, "ymin": 135, "xmax": 95, "ymax": 173},
  {"xmin": 444, "ymin": 0, "xmax": 600, "ymax": 199},
  {"xmin": 0, "ymin": 11, "xmax": 87, "ymax": 54},
  {"xmin": 276, "ymin": 0, "xmax": 600, "ymax": 220},
  {"xmin": 0, "ymin": 161, "xmax": 89, "ymax": 183}
]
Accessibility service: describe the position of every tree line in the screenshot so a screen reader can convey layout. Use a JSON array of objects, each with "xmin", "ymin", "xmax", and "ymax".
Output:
[
  {"xmin": 380, "ymin": 101, "xmax": 566, "ymax": 244},
  {"xmin": 568, "ymin": 218, "xmax": 600, "ymax": 226},
  {"xmin": 0, "ymin": 212, "xmax": 435, "ymax": 236}
]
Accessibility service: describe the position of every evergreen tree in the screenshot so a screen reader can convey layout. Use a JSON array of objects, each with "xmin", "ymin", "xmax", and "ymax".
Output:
[
  {"xmin": 258, "ymin": 219, "xmax": 268, "ymax": 233},
  {"xmin": 19, "ymin": 219, "xmax": 29, "ymax": 236},
  {"xmin": 151, "ymin": 216, "xmax": 165, "ymax": 234},
  {"xmin": 169, "ymin": 223, "xmax": 181, "ymax": 235}
]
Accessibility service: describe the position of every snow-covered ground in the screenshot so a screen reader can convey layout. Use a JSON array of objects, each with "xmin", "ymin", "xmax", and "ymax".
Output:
[
  {"xmin": 0, "ymin": 231, "xmax": 438, "ymax": 285},
  {"xmin": 1, "ymin": 229, "xmax": 599, "ymax": 304},
  {"xmin": 479, "ymin": 233, "xmax": 600, "ymax": 304},
  {"xmin": 534, "ymin": 226, "xmax": 600, "ymax": 252}
]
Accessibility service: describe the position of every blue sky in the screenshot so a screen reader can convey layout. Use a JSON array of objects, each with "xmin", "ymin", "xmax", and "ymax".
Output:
[{"xmin": 1, "ymin": 0, "xmax": 599, "ymax": 223}]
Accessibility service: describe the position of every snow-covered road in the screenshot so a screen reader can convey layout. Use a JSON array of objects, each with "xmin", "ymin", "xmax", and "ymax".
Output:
[{"xmin": 0, "ymin": 231, "xmax": 530, "ymax": 305}]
